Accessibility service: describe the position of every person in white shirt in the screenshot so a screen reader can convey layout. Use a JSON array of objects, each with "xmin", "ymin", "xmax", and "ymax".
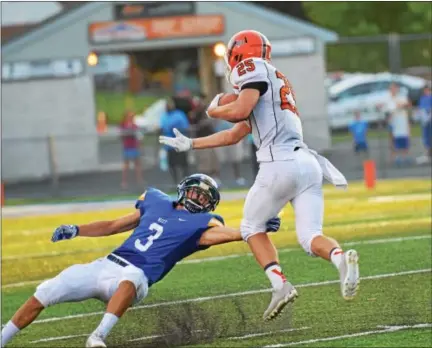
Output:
[{"xmin": 385, "ymin": 83, "xmax": 412, "ymax": 165}]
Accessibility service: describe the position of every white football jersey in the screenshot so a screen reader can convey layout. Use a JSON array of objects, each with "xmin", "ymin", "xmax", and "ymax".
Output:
[{"xmin": 230, "ymin": 58, "xmax": 303, "ymax": 162}]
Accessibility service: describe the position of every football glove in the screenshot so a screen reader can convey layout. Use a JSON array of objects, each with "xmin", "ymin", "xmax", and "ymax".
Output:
[
  {"xmin": 51, "ymin": 225, "xmax": 79, "ymax": 242},
  {"xmin": 206, "ymin": 93, "xmax": 223, "ymax": 118},
  {"xmin": 159, "ymin": 128, "xmax": 193, "ymax": 152},
  {"xmin": 266, "ymin": 217, "xmax": 281, "ymax": 233}
]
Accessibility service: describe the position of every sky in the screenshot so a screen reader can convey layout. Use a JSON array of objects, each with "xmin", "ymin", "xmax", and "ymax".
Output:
[{"xmin": 1, "ymin": 1, "xmax": 62, "ymax": 26}]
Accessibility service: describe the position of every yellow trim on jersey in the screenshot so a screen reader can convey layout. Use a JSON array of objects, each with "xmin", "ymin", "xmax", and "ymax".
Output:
[{"xmin": 208, "ymin": 218, "xmax": 223, "ymax": 228}]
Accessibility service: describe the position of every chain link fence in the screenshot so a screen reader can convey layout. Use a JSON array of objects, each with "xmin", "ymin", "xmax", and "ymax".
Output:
[
  {"xmin": 327, "ymin": 33, "xmax": 432, "ymax": 76},
  {"xmin": 3, "ymin": 113, "xmax": 431, "ymax": 202}
]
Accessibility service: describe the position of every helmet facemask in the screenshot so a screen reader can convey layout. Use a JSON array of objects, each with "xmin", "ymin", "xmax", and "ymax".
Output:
[{"xmin": 177, "ymin": 175, "xmax": 220, "ymax": 213}]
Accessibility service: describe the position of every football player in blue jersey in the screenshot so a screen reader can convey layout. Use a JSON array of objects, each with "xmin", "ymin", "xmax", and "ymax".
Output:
[{"xmin": 1, "ymin": 174, "xmax": 280, "ymax": 348}]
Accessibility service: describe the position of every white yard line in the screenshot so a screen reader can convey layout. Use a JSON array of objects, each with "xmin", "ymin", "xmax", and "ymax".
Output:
[
  {"xmin": 27, "ymin": 268, "xmax": 431, "ymax": 325},
  {"xmin": 3, "ymin": 234, "xmax": 431, "ymax": 289},
  {"xmin": 29, "ymin": 327, "xmax": 311, "ymax": 344},
  {"xmin": 227, "ymin": 327, "xmax": 310, "ymax": 341},
  {"xmin": 30, "ymin": 334, "xmax": 89, "ymax": 344},
  {"xmin": 369, "ymin": 193, "xmax": 431, "ymax": 203},
  {"xmin": 263, "ymin": 323, "xmax": 432, "ymax": 347}
]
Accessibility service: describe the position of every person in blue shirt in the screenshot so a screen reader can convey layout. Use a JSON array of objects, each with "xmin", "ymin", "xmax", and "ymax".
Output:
[
  {"xmin": 417, "ymin": 86, "xmax": 432, "ymax": 163},
  {"xmin": 160, "ymin": 98, "xmax": 191, "ymax": 184},
  {"xmin": 348, "ymin": 111, "xmax": 369, "ymax": 154},
  {"xmin": 1, "ymin": 174, "xmax": 280, "ymax": 348}
]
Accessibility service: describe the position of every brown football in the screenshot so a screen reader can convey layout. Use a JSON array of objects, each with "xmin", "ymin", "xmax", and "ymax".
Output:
[{"xmin": 218, "ymin": 93, "xmax": 238, "ymax": 106}]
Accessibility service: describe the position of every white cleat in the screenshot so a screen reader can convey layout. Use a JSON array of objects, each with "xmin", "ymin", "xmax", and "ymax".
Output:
[
  {"xmin": 86, "ymin": 334, "xmax": 107, "ymax": 348},
  {"xmin": 263, "ymin": 282, "xmax": 298, "ymax": 321},
  {"xmin": 339, "ymin": 249, "xmax": 360, "ymax": 300}
]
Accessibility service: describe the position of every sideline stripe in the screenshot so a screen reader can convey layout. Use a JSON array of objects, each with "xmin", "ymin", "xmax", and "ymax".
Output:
[{"xmin": 3, "ymin": 234, "xmax": 431, "ymax": 289}]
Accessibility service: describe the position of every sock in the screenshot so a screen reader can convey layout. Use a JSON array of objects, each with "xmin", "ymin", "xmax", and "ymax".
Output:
[
  {"xmin": 1, "ymin": 321, "xmax": 20, "ymax": 347},
  {"xmin": 330, "ymin": 247, "xmax": 344, "ymax": 269},
  {"xmin": 93, "ymin": 313, "xmax": 119, "ymax": 340},
  {"xmin": 264, "ymin": 262, "xmax": 287, "ymax": 290}
]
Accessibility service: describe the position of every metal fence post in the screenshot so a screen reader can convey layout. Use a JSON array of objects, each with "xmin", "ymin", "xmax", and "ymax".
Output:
[
  {"xmin": 388, "ymin": 33, "xmax": 402, "ymax": 74},
  {"xmin": 47, "ymin": 134, "xmax": 59, "ymax": 191}
]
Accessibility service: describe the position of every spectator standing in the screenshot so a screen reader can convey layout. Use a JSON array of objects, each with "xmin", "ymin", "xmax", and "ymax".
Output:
[
  {"xmin": 119, "ymin": 111, "xmax": 143, "ymax": 189},
  {"xmin": 416, "ymin": 85, "xmax": 432, "ymax": 164},
  {"xmin": 349, "ymin": 111, "xmax": 369, "ymax": 155},
  {"xmin": 160, "ymin": 98, "xmax": 190, "ymax": 184},
  {"xmin": 189, "ymin": 95, "xmax": 221, "ymax": 183},
  {"xmin": 383, "ymin": 83, "xmax": 412, "ymax": 165}
]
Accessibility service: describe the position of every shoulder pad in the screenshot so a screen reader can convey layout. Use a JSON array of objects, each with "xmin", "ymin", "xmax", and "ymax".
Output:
[{"xmin": 230, "ymin": 58, "xmax": 268, "ymax": 89}]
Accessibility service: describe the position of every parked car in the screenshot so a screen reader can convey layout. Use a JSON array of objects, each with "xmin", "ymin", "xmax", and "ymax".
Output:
[{"xmin": 328, "ymin": 73, "xmax": 427, "ymax": 129}]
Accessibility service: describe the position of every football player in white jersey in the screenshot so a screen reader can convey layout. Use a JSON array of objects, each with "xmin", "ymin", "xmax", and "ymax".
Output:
[{"xmin": 160, "ymin": 30, "xmax": 360, "ymax": 321}]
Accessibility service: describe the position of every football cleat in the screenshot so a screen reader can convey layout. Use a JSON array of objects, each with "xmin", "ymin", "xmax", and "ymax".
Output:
[
  {"xmin": 263, "ymin": 281, "xmax": 298, "ymax": 321},
  {"xmin": 86, "ymin": 333, "xmax": 107, "ymax": 348},
  {"xmin": 339, "ymin": 249, "xmax": 360, "ymax": 300}
]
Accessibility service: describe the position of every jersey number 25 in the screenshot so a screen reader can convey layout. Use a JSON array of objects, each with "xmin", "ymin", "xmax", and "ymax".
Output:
[
  {"xmin": 276, "ymin": 71, "xmax": 299, "ymax": 116},
  {"xmin": 135, "ymin": 223, "xmax": 164, "ymax": 252}
]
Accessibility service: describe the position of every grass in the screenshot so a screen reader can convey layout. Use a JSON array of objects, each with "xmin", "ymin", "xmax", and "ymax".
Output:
[
  {"xmin": 95, "ymin": 91, "xmax": 160, "ymax": 125},
  {"xmin": 331, "ymin": 124, "xmax": 422, "ymax": 144},
  {"xmin": 1, "ymin": 178, "xmax": 431, "ymax": 347}
]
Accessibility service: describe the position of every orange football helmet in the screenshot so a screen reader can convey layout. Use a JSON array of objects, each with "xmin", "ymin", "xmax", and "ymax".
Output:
[{"xmin": 224, "ymin": 30, "xmax": 272, "ymax": 72}]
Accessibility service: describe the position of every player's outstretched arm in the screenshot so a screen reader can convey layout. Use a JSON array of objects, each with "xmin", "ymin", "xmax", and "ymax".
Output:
[
  {"xmin": 199, "ymin": 217, "xmax": 281, "ymax": 246},
  {"xmin": 192, "ymin": 121, "xmax": 251, "ymax": 149},
  {"xmin": 51, "ymin": 210, "xmax": 141, "ymax": 242},
  {"xmin": 159, "ymin": 121, "xmax": 250, "ymax": 151},
  {"xmin": 207, "ymin": 89, "xmax": 260, "ymax": 122}
]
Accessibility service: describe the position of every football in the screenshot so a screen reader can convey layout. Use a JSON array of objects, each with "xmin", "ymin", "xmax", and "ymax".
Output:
[{"xmin": 218, "ymin": 93, "xmax": 238, "ymax": 106}]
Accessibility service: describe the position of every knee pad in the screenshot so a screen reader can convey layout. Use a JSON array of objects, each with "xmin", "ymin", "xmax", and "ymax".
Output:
[
  {"xmin": 120, "ymin": 265, "xmax": 149, "ymax": 304},
  {"xmin": 240, "ymin": 219, "xmax": 268, "ymax": 241},
  {"xmin": 298, "ymin": 233, "xmax": 322, "ymax": 257}
]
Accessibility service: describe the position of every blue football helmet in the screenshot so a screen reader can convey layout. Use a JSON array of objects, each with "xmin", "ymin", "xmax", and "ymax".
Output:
[{"xmin": 177, "ymin": 174, "xmax": 220, "ymax": 213}]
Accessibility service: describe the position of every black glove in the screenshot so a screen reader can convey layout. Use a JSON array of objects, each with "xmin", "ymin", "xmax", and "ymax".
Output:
[{"xmin": 266, "ymin": 217, "xmax": 281, "ymax": 233}]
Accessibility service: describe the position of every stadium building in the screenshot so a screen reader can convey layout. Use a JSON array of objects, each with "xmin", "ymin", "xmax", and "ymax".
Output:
[{"xmin": 2, "ymin": 2, "xmax": 337, "ymax": 182}]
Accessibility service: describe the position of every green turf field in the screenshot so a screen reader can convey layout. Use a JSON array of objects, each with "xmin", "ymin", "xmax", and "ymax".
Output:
[{"xmin": 2, "ymin": 179, "xmax": 431, "ymax": 347}]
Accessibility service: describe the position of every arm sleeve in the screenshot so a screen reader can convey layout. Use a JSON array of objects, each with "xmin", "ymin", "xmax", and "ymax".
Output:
[
  {"xmin": 241, "ymin": 81, "xmax": 268, "ymax": 96},
  {"xmin": 194, "ymin": 214, "xmax": 225, "ymax": 250},
  {"xmin": 210, "ymin": 214, "xmax": 225, "ymax": 226},
  {"xmin": 135, "ymin": 191, "xmax": 149, "ymax": 216}
]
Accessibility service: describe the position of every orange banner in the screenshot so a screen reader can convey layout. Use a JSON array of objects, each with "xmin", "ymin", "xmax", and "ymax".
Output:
[{"xmin": 89, "ymin": 15, "xmax": 225, "ymax": 44}]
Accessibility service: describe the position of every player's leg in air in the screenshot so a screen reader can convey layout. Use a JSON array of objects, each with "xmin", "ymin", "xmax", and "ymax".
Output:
[
  {"xmin": 290, "ymin": 151, "xmax": 359, "ymax": 304},
  {"xmin": 240, "ymin": 162, "xmax": 299, "ymax": 321},
  {"xmin": 1, "ymin": 252, "xmax": 148, "ymax": 348},
  {"xmin": 241, "ymin": 150, "xmax": 359, "ymax": 321}
]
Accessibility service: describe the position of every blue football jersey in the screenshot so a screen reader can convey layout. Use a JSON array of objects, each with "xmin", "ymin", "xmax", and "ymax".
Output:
[{"xmin": 112, "ymin": 188, "xmax": 224, "ymax": 286}]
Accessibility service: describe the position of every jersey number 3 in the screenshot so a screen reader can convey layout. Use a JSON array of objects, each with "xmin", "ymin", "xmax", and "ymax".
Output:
[
  {"xmin": 276, "ymin": 71, "xmax": 299, "ymax": 116},
  {"xmin": 135, "ymin": 223, "xmax": 164, "ymax": 252}
]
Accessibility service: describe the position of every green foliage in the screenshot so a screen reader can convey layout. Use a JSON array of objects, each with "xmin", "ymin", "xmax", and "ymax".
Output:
[
  {"xmin": 303, "ymin": 2, "xmax": 432, "ymax": 72},
  {"xmin": 303, "ymin": 2, "xmax": 432, "ymax": 36},
  {"xmin": 95, "ymin": 92, "xmax": 159, "ymax": 124}
]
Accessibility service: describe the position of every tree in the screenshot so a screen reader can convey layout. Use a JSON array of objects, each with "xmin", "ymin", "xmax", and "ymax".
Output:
[{"xmin": 302, "ymin": 2, "xmax": 432, "ymax": 72}]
